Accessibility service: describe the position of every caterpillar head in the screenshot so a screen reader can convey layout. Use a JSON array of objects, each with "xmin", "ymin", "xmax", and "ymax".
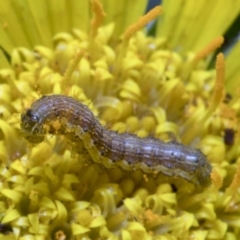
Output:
[{"xmin": 21, "ymin": 109, "xmax": 45, "ymax": 143}]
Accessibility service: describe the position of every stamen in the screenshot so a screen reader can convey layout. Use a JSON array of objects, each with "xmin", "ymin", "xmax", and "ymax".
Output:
[
  {"xmin": 193, "ymin": 36, "xmax": 224, "ymax": 63},
  {"xmin": 62, "ymin": 49, "xmax": 85, "ymax": 92},
  {"xmin": 123, "ymin": 6, "xmax": 162, "ymax": 42},
  {"xmin": 208, "ymin": 53, "xmax": 225, "ymax": 114},
  {"xmin": 114, "ymin": 6, "xmax": 162, "ymax": 76},
  {"xmin": 183, "ymin": 53, "xmax": 225, "ymax": 143},
  {"xmin": 90, "ymin": 0, "xmax": 106, "ymax": 38},
  {"xmin": 227, "ymin": 163, "xmax": 240, "ymax": 194}
]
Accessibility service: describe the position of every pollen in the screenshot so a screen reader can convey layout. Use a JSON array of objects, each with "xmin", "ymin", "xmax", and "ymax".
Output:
[{"xmin": 211, "ymin": 168, "xmax": 223, "ymax": 190}]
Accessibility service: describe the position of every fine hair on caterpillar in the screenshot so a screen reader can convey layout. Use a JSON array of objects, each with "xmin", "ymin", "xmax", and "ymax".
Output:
[{"xmin": 21, "ymin": 94, "xmax": 212, "ymax": 188}]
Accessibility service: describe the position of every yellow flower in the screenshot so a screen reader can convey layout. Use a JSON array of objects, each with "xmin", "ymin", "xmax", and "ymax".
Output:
[{"xmin": 0, "ymin": 0, "xmax": 240, "ymax": 239}]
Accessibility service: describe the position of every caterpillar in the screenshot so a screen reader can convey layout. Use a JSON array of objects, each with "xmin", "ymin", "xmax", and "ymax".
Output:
[{"xmin": 21, "ymin": 95, "xmax": 212, "ymax": 187}]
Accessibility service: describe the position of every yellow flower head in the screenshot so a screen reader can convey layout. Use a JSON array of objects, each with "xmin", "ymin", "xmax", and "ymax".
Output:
[{"xmin": 0, "ymin": 0, "xmax": 240, "ymax": 239}]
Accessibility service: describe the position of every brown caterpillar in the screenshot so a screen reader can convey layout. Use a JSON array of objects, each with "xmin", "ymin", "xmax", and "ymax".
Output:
[{"xmin": 21, "ymin": 95, "xmax": 212, "ymax": 187}]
